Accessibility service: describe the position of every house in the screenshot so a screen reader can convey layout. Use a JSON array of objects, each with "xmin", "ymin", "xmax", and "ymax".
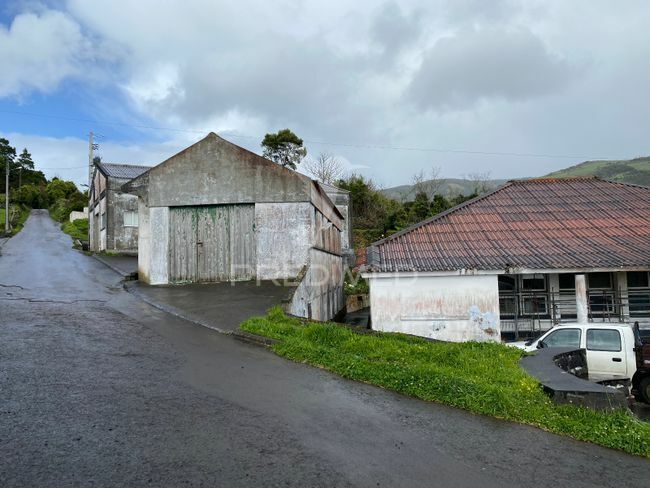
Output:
[
  {"xmin": 122, "ymin": 133, "xmax": 346, "ymax": 321},
  {"xmin": 362, "ymin": 178, "xmax": 650, "ymax": 342},
  {"xmin": 88, "ymin": 162, "xmax": 151, "ymax": 253}
]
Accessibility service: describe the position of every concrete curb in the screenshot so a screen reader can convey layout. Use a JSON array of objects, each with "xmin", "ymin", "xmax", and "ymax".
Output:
[
  {"xmin": 231, "ymin": 330, "xmax": 278, "ymax": 348},
  {"xmin": 123, "ymin": 281, "xmax": 228, "ymax": 334},
  {"xmin": 92, "ymin": 255, "xmax": 137, "ymax": 280}
]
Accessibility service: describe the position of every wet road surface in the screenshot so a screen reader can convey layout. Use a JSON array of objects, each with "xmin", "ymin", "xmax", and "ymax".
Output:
[{"xmin": 1, "ymin": 211, "xmax": 648, "ymax": 487}]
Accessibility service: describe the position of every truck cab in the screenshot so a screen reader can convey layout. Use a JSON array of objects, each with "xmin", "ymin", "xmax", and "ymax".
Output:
[{"xmin": 512, "ymin": 323, "xmax": 637, "ymax": 383}]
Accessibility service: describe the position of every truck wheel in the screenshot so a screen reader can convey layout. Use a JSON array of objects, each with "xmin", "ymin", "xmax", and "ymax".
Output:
[{"xmin": 640, "ymin": 377, "xmax": 650, "ymax": 404}]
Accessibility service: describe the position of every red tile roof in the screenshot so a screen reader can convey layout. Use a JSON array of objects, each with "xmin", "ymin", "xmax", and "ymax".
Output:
[{"xmin": 367, "ymin": 178, "xmax": 650, "ymax": 272}]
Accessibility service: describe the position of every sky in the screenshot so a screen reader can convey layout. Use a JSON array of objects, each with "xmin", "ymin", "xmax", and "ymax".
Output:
[{"xmin": 1, "ymin": 0, "xmax": 649, "ymax": 188}]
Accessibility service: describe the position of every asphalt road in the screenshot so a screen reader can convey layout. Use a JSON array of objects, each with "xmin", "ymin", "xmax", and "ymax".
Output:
[{"xmin": 1, "ymin": 210, "xmax": 648, "ymax": 487}]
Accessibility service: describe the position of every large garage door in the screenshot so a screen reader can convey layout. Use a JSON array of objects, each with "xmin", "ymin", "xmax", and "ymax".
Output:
[{"xmin": 169, "ymin": 204, "xmax": 256, "ymax": 283}]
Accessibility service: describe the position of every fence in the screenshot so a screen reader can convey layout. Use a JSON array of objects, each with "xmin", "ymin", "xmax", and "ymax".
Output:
[{"xmin": 499, "ymin": 288, "xmax": 650, "ymax": 339}]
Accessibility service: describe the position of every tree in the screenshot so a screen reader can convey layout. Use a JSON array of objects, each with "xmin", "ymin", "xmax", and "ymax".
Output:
[
  {"xmin": 0, "ymin": 138, "xmax": 16, "ymax": 193},
  {"xmin": 410, "ymin": 166, "xmax": 442, "ymax": 199},
  {"xmin": 16, "ymin": 148, "xmax": 35, "ymax": 171},
  {"xmin": 302, "ymin": 152, "xmax": 345, "ymax": 184},
  {"xmin": 261, "ymin": 129, "xmax": 307, "ymax": 170},
  {"xmin": 464, "ymin": 171, "xmax": 494, "ymax": 195}
]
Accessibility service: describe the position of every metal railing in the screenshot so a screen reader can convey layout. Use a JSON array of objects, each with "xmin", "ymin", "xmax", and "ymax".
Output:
[{"xmin": 499, "ymin": 288, "xmax": 650, "ymax": 339}]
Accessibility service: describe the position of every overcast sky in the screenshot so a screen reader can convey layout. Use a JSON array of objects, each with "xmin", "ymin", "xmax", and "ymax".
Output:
[{"xmin": 1, "ymin": 0, "xmax": 649, "ymax": 188}]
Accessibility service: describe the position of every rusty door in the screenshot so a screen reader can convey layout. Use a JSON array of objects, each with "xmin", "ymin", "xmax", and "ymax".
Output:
[{"xmin": 169, "ymin": 205, "xmax": 256, "ymax": 283}]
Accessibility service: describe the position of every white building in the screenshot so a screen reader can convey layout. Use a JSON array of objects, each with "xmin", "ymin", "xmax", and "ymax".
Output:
[{"xmin": 362, "ymin": 178, "xmax": 650, "ymax": 342}]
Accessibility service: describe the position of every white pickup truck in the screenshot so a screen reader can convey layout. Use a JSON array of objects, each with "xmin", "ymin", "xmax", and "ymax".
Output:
[{"xmin": 511, "ymin": 323, "xmax": 638, "ymax": 383}]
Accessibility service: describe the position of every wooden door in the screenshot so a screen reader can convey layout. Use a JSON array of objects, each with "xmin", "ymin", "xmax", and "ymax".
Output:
[{"xmin": 169, "ymin": 205, "xmax": 256, "ymax": 283}]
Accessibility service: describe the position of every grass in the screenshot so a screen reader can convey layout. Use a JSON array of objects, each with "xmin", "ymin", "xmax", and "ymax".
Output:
[
  {"xmin": 0, "ymin": 205, "xmax": 30, "ymax": 236},
  {"xmin": 241, "ymin": 307, "xmax": 650, "ymax": 457},
  {"xmin": 547, "ymin": 157, "xmax": 650, "ymax": 186},
  {"xmin": 61, "ymin": 218, "xmax": 88, "ymax": 241}
]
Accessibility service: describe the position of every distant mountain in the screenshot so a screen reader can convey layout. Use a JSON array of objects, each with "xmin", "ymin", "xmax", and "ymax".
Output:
[
  {"xmin": 545, "ymin": 157, "xmax": 650, "ymax": 186},
  {"xmin": 381, "ymin": 177, "xmax": 509, "ymax": 201},
  {"xmin": 381, "ymin": 157, "xmax": 650, "ymax": 201}
]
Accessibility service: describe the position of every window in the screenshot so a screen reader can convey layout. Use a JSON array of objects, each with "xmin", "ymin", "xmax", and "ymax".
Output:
[
  {"xmin": 123, "ymin": 211, "xmax": 138, "ymax": 227},
  {"xmin": 586, "ymin": 329, "xmax": 621, "ymax": 352},
  {"xmin": 628, "ymin": 271, "xmax": 649, "ymax": 289},
  {"xmin": 100, "ymin": 212, "xmax": 106, "ymax": 230},
  {"xmin": 628, "ymin": 271, "xmax": 650, "ymax": 317},
  {"xmin": 498, "ymin": 276, "xmax": 517, "ymax": 315},
  {"xmin": 558, "ymin": 273, "xmax": 576, "ymax": 290},
  {"xmin": 522, "ymin": 275, "xmax": 546, "ymax": 291},
  {"xmin": 588, "ymin": 272, "xmax": 612, "ymax": 290},
  {"xmin": 521, "ymin": 274, "xmax": 547, "ymax": 315},
  {"xmin": 542, "ymin": 328, "xmax": 581, "ymax": 348}
]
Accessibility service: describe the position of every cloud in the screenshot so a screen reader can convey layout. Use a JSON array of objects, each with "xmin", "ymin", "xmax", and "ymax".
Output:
[
  {"xmin": 408, "ymin": 27, "xmax": 575, "ymax": 111},
  {"xmin": 369, "ymin": 1, "xmax": 423, "ymax": 62},
  {"xmin": 1, "ymin": 131, "xmax": 189, "ymax": 187},
  {"xmin": 3, "ymin": 1, "xmax": 650, "ymax": 186},
  {"xmin": 0, "ymin": 10, "xmax": 92, "ymax": 97}
]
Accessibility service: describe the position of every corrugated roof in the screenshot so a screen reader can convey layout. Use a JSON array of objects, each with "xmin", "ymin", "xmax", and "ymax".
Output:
[
  {"xmin": 367, "ymin": 177, "xmax": 650, "ymax": 272},
  {"xmin": 98, "ymin": 163, "xmax": 151, "ymax": 180}
]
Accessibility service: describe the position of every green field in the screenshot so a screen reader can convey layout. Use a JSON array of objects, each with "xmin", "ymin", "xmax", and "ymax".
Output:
[
  {"xmin": 546, "ymin": 157, "xmax": 650, "ymax": 186},
  {"xmin": 242, "ymin": 308, "xmax": 650, "ymax": 457}
]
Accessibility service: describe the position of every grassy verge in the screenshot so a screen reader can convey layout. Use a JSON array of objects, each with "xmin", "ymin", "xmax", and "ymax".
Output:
[
  {"xmin": 0, "ymin": 205, "xmax": 30, "ymax": 236},
  {"xmin": 61, "ymin": 218, "xmax": 88, "ymax": 242},
  {"xmin": 241, "ymin": 307, "xmax": 650, "ymax": 457}
]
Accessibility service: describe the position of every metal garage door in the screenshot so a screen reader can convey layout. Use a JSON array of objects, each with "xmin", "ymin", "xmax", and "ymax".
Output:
[{"xmin": 169, "ymin": 204, "xmax": 256, "ymax": 283}]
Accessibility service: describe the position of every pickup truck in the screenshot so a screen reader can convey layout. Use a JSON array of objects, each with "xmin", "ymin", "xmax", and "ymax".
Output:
[
  {"xmin": 632, "ymin": 322, "xmax": 650, "ymax": 404},
  {"xmin": 511, "ymin": 323, "xmax": 638, "ymax": 385}
]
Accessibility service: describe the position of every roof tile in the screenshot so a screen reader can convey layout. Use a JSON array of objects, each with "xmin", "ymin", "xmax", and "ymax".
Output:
[{"xmin": 368, "ymin": 178, "xmax": 650, "ymax": 272}]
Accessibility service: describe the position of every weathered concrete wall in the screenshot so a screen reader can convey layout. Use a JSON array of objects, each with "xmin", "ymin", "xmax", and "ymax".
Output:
[
  {"xmin": 137, "ymin": 200, "xmax": 151, "ymax": 282},
  {"xmin": 368, "ymin": 274, "xmax": 501, "ymax": 342},
  {"xmin": 69, "ymin": 208, "xmax": 88, "ymax": 222},
  {"xmin": 107, "ymin": 188, "xmax": 139, "ymax": 253},
  {"xmin": 135, "ymin": 134, "xmax": 312, "ymax": 208},
  {"xmin": 288, "ymin": 248, "xmax": 344, "ymax": 321},
  {"xmin": 256, "ymin": 202, "xmax": 312, "ymax": 280},
  {"xmin": 312, "ymin": 206, "xmax": 342, "ymax": 256},
  {"xmin": 137, "ymin": 204, "xmax": 169, "ymax": 285},
  {"xmin": 149, "ymin": 207, "xmax": 169, "ymax": 285}
]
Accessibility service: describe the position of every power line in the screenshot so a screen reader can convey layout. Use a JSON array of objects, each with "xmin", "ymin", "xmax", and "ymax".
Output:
[{"xmin": 0, "ymin": 108, "xmax": 619, "ymax": 161}]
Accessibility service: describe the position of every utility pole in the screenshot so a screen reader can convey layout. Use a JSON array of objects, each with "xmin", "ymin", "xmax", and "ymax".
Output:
[
  {"xmin": 88, "ymin": 131, "xmax": 95, "ymax": 189},
  {"xmin": 4, "ymin": 159, "xmax": 9, "ymax": 234}
]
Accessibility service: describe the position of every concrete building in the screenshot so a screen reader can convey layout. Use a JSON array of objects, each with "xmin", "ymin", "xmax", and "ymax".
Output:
[
  {"xmin": 363, "ymin": 178, "xmax": 650, "ymax": 342},
  {"xmin": 122, "ymin": 133, "xmax": 346, "ymax": 321},
  {"xmin": 318, "ymin": 181, "xmax": 354, "ymax": 268},
  {"xmin": 88, "ymin": 162, "xmax": 151, "ymax": 253}
]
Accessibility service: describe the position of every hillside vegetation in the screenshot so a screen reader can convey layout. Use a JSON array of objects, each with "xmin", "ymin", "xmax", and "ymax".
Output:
[
  {"xmin": 382, "ymin": 177, "xmax": 508, "ymax": 200},
  {"xmin": 546, "ymin": 157, "xmax": 650, "ymax": 186}
]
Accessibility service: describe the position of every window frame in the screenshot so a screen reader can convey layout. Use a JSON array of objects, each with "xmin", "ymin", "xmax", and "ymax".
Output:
[
  {"xmin": 586, "ymin": 328, "xmax": 622, "ymax": 352},
  {"xmin": 123, "ymin": 211, "xmax": 138, "ymax": 228},
  {"xmin": 542, "ymin": 328, "xmax": 582, "ymax": 348}
]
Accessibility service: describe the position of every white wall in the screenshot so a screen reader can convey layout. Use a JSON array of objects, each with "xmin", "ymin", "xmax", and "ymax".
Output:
[
  {"xmin": 137, "ymin": 200, "xmax": 151, "ymax": 282},
  {"xmin": 255, "ymin": 202, "xmax": 312, "ymax": 280},
  {"xmin": 148, "ymin": 207, "xmax": 169, "ymax": 284},
  {"xmin": 368, "ymin": 273, "xmax": 501, "ymax": 342},
  {"xmin": 137, "ymin": 202, "xmax": 169, "ymax": 285}
]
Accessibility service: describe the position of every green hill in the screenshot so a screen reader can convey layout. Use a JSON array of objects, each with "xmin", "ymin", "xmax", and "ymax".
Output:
[
  {"xmin": 546, "ymin": 157, "xmax": 650, "ymax": 186},
  {"xmin": 381, "ymin": 177, "xmax": 509, "ymax": 200}
]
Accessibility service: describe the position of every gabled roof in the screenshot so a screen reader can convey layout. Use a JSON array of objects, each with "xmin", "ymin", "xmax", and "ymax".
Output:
[
  {"xmin": 97, "ymin": 163, "xmax": 151, "ymax": 180},
  {"xmin": 121, "ymin": 133, "xmax": 343, "ymax": 223},
  {"xmin": 367, "ymin": 177, "xmax": 650, "ymax": 273}
]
